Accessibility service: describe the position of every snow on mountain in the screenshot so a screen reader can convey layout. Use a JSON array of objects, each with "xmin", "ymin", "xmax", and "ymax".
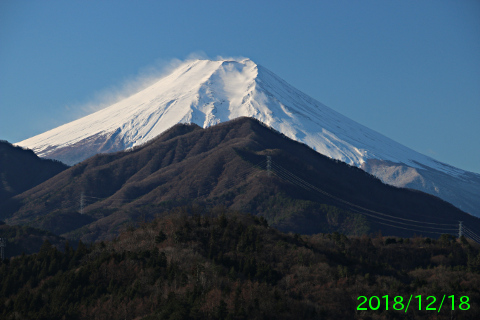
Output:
[{"xmin": 16, "ymin": 58, "xmax": 480, "ymax": 216}]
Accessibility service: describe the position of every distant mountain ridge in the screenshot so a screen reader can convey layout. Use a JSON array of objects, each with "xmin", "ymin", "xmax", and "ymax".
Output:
[
  {"xmin": 15, "ymin": 58, "xmax": 480, "ymax": 216},
  {"xmin": 0, "ymin": 140, "xmax": 68, "ymax": 205},
  {"xmin": 5, "ymin": 118, "xmax": 479, "ymax": 243}
]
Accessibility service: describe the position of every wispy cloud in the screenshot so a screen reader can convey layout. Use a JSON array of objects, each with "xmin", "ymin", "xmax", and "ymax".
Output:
[
  {"xmin": 426, "ymin": 148, "xmax": 438, "ymax": 156},
  {"xmin": 63, "ymin": 52, "xmax": 246, "ymax": 120},
  {"xmin": 74, "ymin": 57, "xmax": 185, "ymax": 116}
]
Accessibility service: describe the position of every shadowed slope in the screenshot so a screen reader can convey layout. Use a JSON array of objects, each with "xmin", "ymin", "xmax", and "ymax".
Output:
[{"xmin": 0, "ymin": 140, "xmax": 68, "ymax": 205}]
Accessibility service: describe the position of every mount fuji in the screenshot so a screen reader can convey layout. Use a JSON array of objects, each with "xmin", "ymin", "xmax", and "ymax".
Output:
[{"xmin": 16, "ymin": 58, "xmax": 480, "ymax": 217}]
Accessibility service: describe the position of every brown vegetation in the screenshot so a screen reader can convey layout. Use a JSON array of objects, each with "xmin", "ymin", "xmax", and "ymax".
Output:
[
  {"xmin": 3, "ymin": 118, "xmax": 478, "ymax": 243},
  {"xmin": 1, "ymin": 208, "xmax": 479, "ymax": 319}
]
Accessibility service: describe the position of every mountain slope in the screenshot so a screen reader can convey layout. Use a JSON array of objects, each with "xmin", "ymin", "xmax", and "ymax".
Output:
[
  {"xmin": 0, "ymin": 221, "xmax": 66, "ymax": 258},
  {"xmin": 15, "ymin": 58, "xmax": 480, "ymax": 216},
  {"xmin": 6, "ymin": 118, "xmax": 479, "ymax": 243},
  {"xmin": 0, "ymin": 140, "xmax": 68, "ymax": 205}
]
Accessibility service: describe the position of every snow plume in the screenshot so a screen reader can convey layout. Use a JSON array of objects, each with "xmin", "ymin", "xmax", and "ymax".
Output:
[
  {"xmin": 76, "ymin": 57, "xmax": 185, "ymax": 116},
  {"xmin": 214, "ymin": 54, "xmax": 249, "ymax": 62},
  {"xmin": 182, "ymin": 51, "xmax": 248, "ymax": 62},
  {"xmin": 70, "ymin": 52, "xmax": 247, "ymax": 116},
  {"xmin": 68, "ymin": 52, "xmax": 249, "ymax": 117}
]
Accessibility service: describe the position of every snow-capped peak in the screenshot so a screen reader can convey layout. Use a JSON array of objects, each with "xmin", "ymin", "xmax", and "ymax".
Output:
[
  {"xmin": 15, "ymin": 58, "xmax": 480, "ymax": 217},
  {"xmin": 16, "ymin": 58, "xmax": 464, "ymax": 177}
]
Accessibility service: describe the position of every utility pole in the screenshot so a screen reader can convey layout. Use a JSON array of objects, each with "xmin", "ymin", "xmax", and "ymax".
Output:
[
  {"xmin": 0, "ymin": 238, "xmax": 6, "ymax": 261},
  {"xmin": 267, "ymin": 156, "xmax": 272, "ymax": 176},
  {"xmin": 80, "ymin": 192, "xmax": 85, "ymax": 215},
  {"xmin": 459, "ymin": 221, "xmax": 463, "ymax": 239}
]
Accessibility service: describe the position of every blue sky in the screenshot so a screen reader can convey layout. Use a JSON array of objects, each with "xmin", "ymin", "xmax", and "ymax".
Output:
[{"xmin": 1, "ymin": 0, "xmax": 479, "ymax": 173}]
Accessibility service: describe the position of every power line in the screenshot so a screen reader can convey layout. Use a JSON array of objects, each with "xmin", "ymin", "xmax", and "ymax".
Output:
[
  {"xmin": 463, "ymin": 231, "xmax": 480, "ymax": 244},
  {"xmin": 462, "ymin": 226, "xmax": 480, "ymax": 243},
  {"xmin": 368, "ymin": 220, "xmax": 457, "ymax": 235},
  {"xmin": 272, "ymin": 166, "xmax": 456, "ymax": 233},
  {"xmin": 83, "ymin": 195, "xmax": 141, "ymax": 201},
  {"xmin": 346, "ymin": 206, "xmax": 458, "ymax": 231},
  {"xmin": 267, "ymin": 159, "xmax": 470, "ymax": 237},
  {"xmin": 28, "ymin": 154, "xmax": 478, "ymax": 242},
  {"xmin": 271, "ymin": 161, "xmax": 458, "ymax": 227}
]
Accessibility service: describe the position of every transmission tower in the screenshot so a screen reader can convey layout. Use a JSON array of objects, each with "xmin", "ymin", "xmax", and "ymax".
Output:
[
  {"xmin": 459, "ymin": 221, "xmax": 463, "ymax": 238},
  {"xmin": 0, "ymin": 238, "xmax": 6, "ymax": 261},
  {"xmin": 267, "ymin": 156, "xmax": 272, "ymax": 176}
]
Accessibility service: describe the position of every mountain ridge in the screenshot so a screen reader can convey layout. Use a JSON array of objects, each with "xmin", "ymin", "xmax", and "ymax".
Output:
[
  {"xmin": 15, "ymin": 58, "xmax": 480, "ymax": 216},
  {"xmin": 0, "ymin": 140, "xmax": 68, "ymax": 205},
  {"xmin": 6, "ymin": 118, "xmax": 479, "ymax": 243}
]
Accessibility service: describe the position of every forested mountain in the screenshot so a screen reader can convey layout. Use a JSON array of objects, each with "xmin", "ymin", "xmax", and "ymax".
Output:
[
  {"xmin": 0, "ymin": 221, "xmax": 65, "ymax": 257},
  {"xmin": 0, "ymin": 140, "xmax": 68, "ymax": 204},
  {"xmin": 3, "ymin": 118, "xmax": 479, "ymax": 243},
  {"xmin": 1, "ymin": 209, "xmax": 479, "ymax": 319}
]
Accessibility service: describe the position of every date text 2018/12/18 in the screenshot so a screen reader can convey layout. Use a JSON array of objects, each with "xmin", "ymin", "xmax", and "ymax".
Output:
[{"xmin": 357, "ymin": 295, "xmax": 470, "ymax": 313}]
